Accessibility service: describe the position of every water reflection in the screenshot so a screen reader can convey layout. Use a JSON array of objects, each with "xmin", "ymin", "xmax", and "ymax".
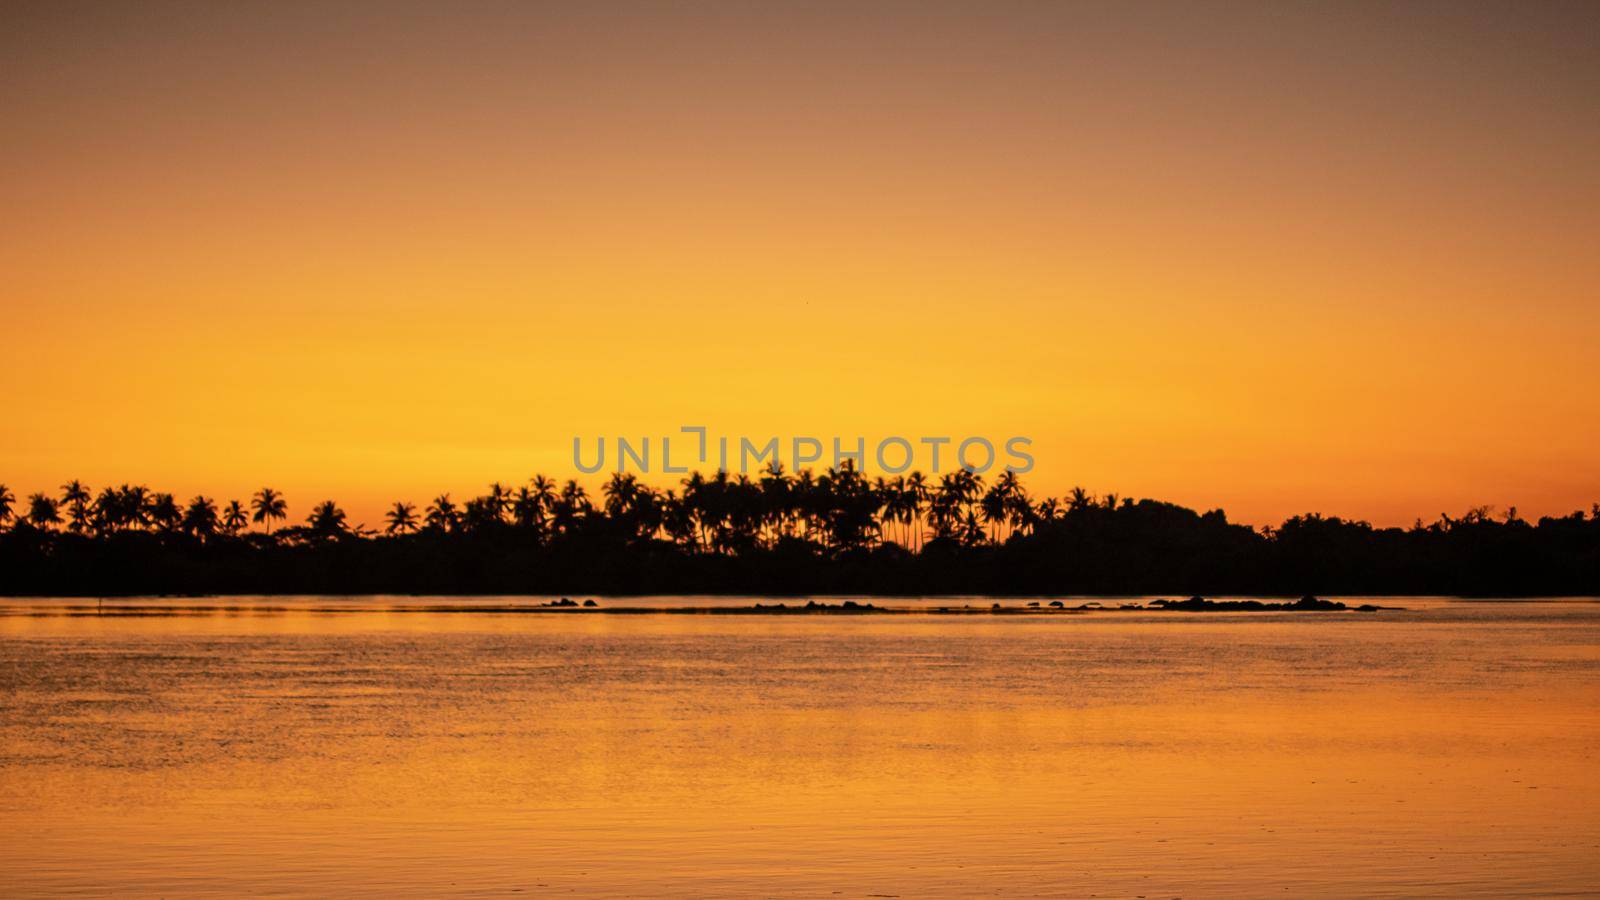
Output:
[{"xmin": 2, "ymin": 599, "xmax": 1597, "ymax": 896}]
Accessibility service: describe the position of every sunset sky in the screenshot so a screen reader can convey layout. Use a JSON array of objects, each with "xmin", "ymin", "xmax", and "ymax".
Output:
[{"xmin": 4, "ymin": 1, "xmax": 1597, "ymax": 528}]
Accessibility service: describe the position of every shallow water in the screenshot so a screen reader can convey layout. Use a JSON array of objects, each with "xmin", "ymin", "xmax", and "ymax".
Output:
[{"xmin": 1, "ymin": 597, "xmax": 1597, "ymax": 897}]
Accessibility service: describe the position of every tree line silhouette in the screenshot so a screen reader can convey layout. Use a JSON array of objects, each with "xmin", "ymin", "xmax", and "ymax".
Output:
[{"xmin": 1, "ymin": 465, "xmax": 1596, "ymax": 597}]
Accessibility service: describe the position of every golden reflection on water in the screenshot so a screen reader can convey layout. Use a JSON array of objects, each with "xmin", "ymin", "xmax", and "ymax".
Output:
[{"xmin": 1, "ymin": 600, "xmax": 1597, "ymax": 897}]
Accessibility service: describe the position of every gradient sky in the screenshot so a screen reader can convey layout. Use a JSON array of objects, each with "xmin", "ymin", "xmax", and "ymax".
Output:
[{"xmin": 3, "ymin": 1, "xmax": 1597, "ymax": 528}]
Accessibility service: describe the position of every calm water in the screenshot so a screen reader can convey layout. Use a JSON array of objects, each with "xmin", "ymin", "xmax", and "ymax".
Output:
[{"xmin": 1, "ymin": 597, "xmax": 1597, "ymax": 897}]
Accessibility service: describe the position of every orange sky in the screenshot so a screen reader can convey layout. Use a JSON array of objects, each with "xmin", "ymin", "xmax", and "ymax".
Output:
[{"xmin": 3, "ymin": 2, "xmax": 1597, "ymax": 528}]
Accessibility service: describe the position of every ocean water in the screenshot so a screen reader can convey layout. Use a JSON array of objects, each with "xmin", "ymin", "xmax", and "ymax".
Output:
[{"xmin": 1, "ymin": 597, "xmax": 1596, "ymax": 897}]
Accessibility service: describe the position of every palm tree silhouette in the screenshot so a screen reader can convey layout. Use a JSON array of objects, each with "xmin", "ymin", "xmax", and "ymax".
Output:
[
  {"xmin": 878, "ymin": 475, "xmax": 911, "ymax": 548},
  {"xmin": 928, "ymin": 473, "xmax": 966, "ymax": 542},
  {"xmin": 60, "ymin": 480, "xmax": 92, "ymax": 533},
  {"xmin": 724, "ymin": 473, "xmax": 762, "ymax": 552},
  {"xmin": 182, "ymin": 496, "xmax": 219, "ymax": 538},
  {"xmin": 602, "ymin": 472, "xmax": 639, "ymax": 518},
  {"xmin": 90, "ymin": 487, "xmax": 119, "ymax": 532},
  {"xmin": 118, "ymin": 484, "xmax": 152, "ymax": 531},
  {"xmin": 757, "ymin": 463, "xmax": 784, "ymax": 542},
  {"xmin": 959, "ymin": 509, "xmax": 985, "ymax": 547},
  {"xmin": 1035, "ymin": 497, "xmax": 1061, "ymax": 524},
  {"xmin": 221, "ymin": 500, "xmax": 249, "ymax": 536},
  {"xmin": 252, "ymin": 487, "xmax": 287, "ymax": 534},
  {"xmin": 307, "ymin": 500, "xmax": 347, "ymax": 537},
  {"xmin": 425, "ymin": 494, "xmax": 458, "ymax": 532},
  {"xmin": 517, "ymin": 476, "xmax": 555, "ymax": 536},
  {"xmin": 510, "ymin": 487, "xmax": 543, "ymax": 533},
  {"xmin": 660, "ymin": 489, "xmax": 698, "ymax": 551},
  {"xmin": 530, "ymin": 474, "xmax": 556, "ymax": 509},
  {"xmin": 550, "ymin": 480, "xmax": 592, "ymax": 536},
  {"xmin": 385, "ymin": 501, "xmax": 418, "ymax": 535},
  {"xmin": 980, "ymin": 471, "xmax": 1026, "ymax": 543},
  {"xmin": 0, "ymin": 484, "xmax": 15, "ymax": 529},
  {"xmin": 1067, "ymin": 486, "xmax": 1093, "ymax": 512},
  {"xmin": 485, "ymin": 483, "xmax": 512, "ymax": 524},
  {"xmin": 870, "ymin": 477, "xmax": 893, "ymax": 547},
  {"xmin": 461, "ymin": 495, "xmax": 503, "ymax": 533},
  {"xmin": 149, "ymin": 493, "xmax": 182, "ymax": 533},
  {"xmin": 904, "ymin": 471, "xmax": 929, "ymax": 550},
  {"xmin": 1006, "ymin": 481, "xmax": 1034, "ymax": 537},
  {"xmin": 26, "ymin": 493, "xmax": 62, "ymax": 530},
  {"xmin": 980, "ymin": 483, "xmax": 1009, "ymax": 543},
  {"xmin": 680, "ymin": 471, "xmax": 710, "ymax": 548}
]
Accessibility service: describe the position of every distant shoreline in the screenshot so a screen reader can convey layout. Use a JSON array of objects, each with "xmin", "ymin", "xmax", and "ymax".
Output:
[
  {"xmin": 4, "ymin": 468, "xmax": 1596, "ymax": 598},
  {"xmin": 1, "ymin": 596, "xmax": 1411, "ymax": 616},
  {"xmin": 0, "ymin": 586, "xmax": 1587, "ymax": 598}
]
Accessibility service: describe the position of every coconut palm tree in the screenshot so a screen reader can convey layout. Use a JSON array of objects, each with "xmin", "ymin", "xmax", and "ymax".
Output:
[
  {"xmin": 148, "ymin": 493, "xmax": 182, "ymax": 533},
  {"xmin": 723, "ymin": 473, "xmax": 764, "ymax": 551},
  {"xmin": 26, "ymin": 493, "xmax": 62, "ymax": 530},
  {"xmin": 869, "ymin": 477, "xmax": 893, "ymax": 547},
  {"xmin": 758, "ymin": 462, "xmax": 790, "ymax": 543},
  {"xmin": 510, "ymin": 487, "xmax": 543, "ymax": 534},
  {"xmin": 0, "ymin": 484, "xmax": 15, "ymax": 529},
  {"xmin": 530, "ymin": 474, "xmax": 556, "ymax": 510},
  {"xmin": 904, "ymin": 471, "xmax": 928, "ymax": 551},
  {"xmin": 1067, "ymin": 486, "xmax": 1093, "ymax": 512},
  {"xmin": 460, "ymin": 495, "xmax": 504, "ymax": 533},
  {"xmin": 874, "ymin": 477, "xmax": 898, "ymax": 547},
  {"xmin": 680, "ymin": 471, "xmax": 710, "ymax": 547},
  {"xmin": 984, "ymin": 470, "xmax": 1026, "ymax": 542},
  {"xmin": 307, "ymin": 500, "xmax": 347, "ymax": 537},
  {"xmin": 880, "ymin": 475, "xmax": 915, "ymax": 548},
  {"xmin": 385, "ymin": 501, "xmax": 418, "ymax": 535},
  {"xmin": 424, "ymin": 494, "xmax": 458, "ymax": 532},
  {"xmin": 221, "ymin": 500, "xmax": 249, "ymax": 536},
  {"xmin": 485, "ymin": 482, "xmax": 512, "ymax": 523},
  {"xmin": 90, "ymin": 487, "xmax": 120, "ymax": 532},
  {"xmin": 251, "ymin": 487, "xmax": 287, "ymax": 534},
  {"xmin": 551, "ymin": 480, "xmax": 591, "ymax": 536},
  {"xmin": 952, "ymin": 468, "xmax": 983, "ymax": 511},
  {"xmin": 60, "ymin": 480, "xmax": 92, "ymax": 533},
  {"xmin": 602, "ymin": 472, "xmax": 640, "ymax": 518},
  {"xmin": 1035, "ymin": 497, "xmax": 1061, "ymax": 524},
  {"xmin": 928, "ymin": 472, "xmax": 971, "ymax": 543},
  {"xmin": 660, "ymin": 489, "xmax": 698, "ymax": 551},
  {"xmin": 182, "ymin": 496, "xmax": 219, "ymax": 538},
  {"xmin": 114, "ymin": 484, "xmax": 152, "ymax": 531},
  {"xmin": 959, "ymin": 509, "xmax": 986, "ymax": 547},
  {"xmin": 980, "ymin": 483, "xmax": 1011, "ymax": 543},
  {"xmin": 631, "ymin": 486, "xmax": 665, "ymax": 542},
  {"xmin": 1006, "ymin": 484, "xmax": 1035, "ymax": 537}
]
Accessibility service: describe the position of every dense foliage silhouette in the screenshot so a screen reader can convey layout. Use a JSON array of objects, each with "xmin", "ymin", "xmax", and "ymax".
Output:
[{"xmin": 0, "ymin": 465, "xmax": 1595, "ymax": 597}]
